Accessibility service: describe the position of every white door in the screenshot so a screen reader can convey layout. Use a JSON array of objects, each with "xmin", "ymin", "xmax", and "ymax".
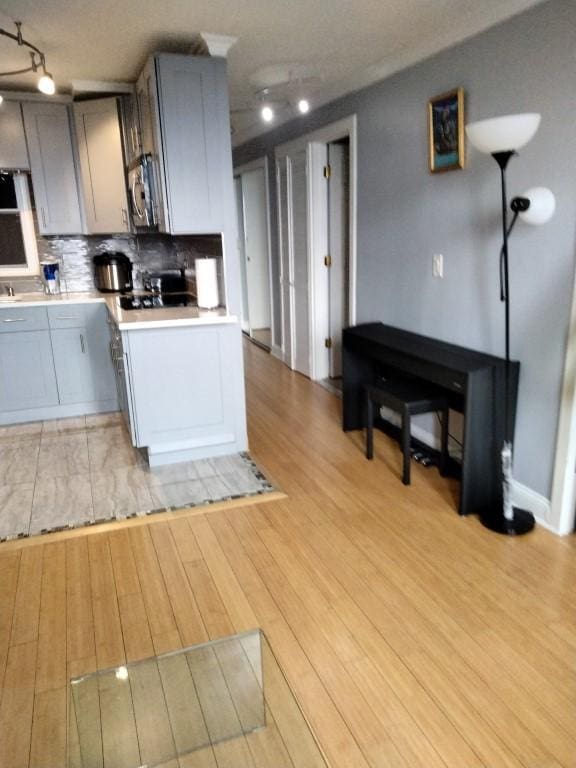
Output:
[
  {"xmin": 277, "ymin": 159, "xmax": 293, "ymax": 367},
  {"xmin": 234, "ymin": 176, "xmax": 250, "ymax": 333},
  {"xmin": 277, "ymin": 151, "xmax": 311, "ymax": 377},
  {"xmin": 288, "ymin": 150, "xmax": 311, "ymax": 377},
  {"xmin": 242, "ymin": 168, "xmax": 271, "ymax": 332},
  {"xmin": 327, "ymin": 142, "xmax": 350, "ymax": 377}
]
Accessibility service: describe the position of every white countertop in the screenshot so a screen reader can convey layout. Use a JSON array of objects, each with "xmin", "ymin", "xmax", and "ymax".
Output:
[
  {"xmin": 0, "ymin": 291, "xmax": 104, "ymax": 307},
  {"xmin": 0, "ymin": 291, "xmax": 237, "ymax": 330}
]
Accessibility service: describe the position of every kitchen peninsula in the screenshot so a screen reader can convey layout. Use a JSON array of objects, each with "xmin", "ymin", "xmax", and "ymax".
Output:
[{"xmin": 0, "ymin": 293, "xmax": 247, "ymax": 466}]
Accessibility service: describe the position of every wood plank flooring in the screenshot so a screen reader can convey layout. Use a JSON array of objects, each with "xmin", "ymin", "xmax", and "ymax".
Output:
[{"xmin": 1, "ymin": 339, "xmax": 575, "ymax": 767}]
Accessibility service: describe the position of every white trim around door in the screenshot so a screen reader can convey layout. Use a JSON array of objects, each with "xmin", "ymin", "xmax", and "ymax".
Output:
[
  {"xmin": 234, "ymin": 156, "xmax": 276, "ymax": 349},
  {"xmin": 550, "ymin": 277, "xmax": 576, "ymax": 535},
  {"xmin": 275, "ymin": 114, "xmax": 358, "ymax": 381}
]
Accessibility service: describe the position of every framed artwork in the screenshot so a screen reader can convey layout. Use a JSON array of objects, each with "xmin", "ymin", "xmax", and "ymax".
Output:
[{"xmin": 428, "ymin": 88, "xmax": 465, "ymax": 173}]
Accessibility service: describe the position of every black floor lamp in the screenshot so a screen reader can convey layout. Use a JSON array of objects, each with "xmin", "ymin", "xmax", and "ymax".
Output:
[{"xmin": 465, "ymin": 113, "xmax": 556, "ymax": 535}]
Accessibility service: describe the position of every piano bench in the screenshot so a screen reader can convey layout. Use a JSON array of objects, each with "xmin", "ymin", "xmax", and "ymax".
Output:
[{"xmin": 365, "ymin": 379, "xmax": 449, "ymax": 485}]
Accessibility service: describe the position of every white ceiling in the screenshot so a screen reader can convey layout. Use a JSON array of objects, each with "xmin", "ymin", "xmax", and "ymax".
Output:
[{"xmin": 0, "ymin": 0, "xmax": 544, "ymax": 146}]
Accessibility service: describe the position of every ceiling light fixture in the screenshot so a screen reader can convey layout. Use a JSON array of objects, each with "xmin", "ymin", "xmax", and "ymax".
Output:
[
  {"xmin": 261, "ymin": 105, "xmax": 274, "ymax": 123},
  {"xmin": 0, "ymin": 22, "xmax": 56, "ymax": 95},
  {"xmin": 297, "ymin": 98, "xmax": 310, "ymax": 114}
]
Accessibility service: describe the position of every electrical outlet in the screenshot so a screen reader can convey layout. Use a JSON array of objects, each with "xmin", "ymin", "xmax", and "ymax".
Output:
[{"xmin": 432, "ymin": 253, "xmax": 444, "ymax": 278}]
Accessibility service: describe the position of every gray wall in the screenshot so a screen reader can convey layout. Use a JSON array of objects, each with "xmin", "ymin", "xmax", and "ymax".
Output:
[{"xmin": 233, "ymin": 0, "xmax": 576, "ymax": 500}]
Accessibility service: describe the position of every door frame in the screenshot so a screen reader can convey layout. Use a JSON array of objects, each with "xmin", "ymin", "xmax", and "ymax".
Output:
[
  {"xmin": 275, "ymin": 115, "xmax": 358, "ymax": 380},
  {"xmin": 550, "ymin": 274, "xmax": 576, "ymax": 535},
  {"xmin": 233, "ymin": 156, "xmax": 276, "ymax": 349}
]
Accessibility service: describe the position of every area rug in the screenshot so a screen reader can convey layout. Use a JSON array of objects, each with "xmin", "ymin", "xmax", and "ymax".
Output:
[{"xmin": 0, "ymin": 449, "xmax": 275, "ymax": 542}]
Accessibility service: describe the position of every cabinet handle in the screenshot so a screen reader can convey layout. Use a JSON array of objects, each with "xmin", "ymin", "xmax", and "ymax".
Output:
[
  {"xmin": 2, "ymin": 318, "xmax": 27, "ymax": 323},
  {"xmin": 80, "ymin": 333, "xmax": 85, "ymax": 354},
  {"xmin": 54, "ymin": 315, "xmax": 79, "ymax": 320},
  {"xmin": 40, "ymin": 207, "xmax": 47, "ymax": 228},
  {"xmin": 121, "ymin": 207, "xmax": 129, "ymax": 229}
]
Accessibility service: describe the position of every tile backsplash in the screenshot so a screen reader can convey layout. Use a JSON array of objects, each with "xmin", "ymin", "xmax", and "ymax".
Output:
[{"xmin": 10, "ymin": 232, "xmax": 224, "ymax": 299}]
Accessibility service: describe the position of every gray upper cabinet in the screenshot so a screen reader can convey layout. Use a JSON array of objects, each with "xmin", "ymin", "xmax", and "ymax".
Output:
[
  {"xmin": 73, "ymin": 98, "xmax": 130, "ymax": 234},
  {"xmin": 136, "ymin": 57, "xmax": 167, "ymax": 232},
  {"xmin": 22, "ymin": 102, "xmax": 83, "ymax": 235},
  {"xmin": 138, "ymin": 54, "xmax": 230, "ymax": 235},
  {"xmin": 155, "ymin": 54, "xmax": 225, "ymax": 234},
  {"xmin": 0, "ymin": 101, "xmax": 29, "ymax": 170}
]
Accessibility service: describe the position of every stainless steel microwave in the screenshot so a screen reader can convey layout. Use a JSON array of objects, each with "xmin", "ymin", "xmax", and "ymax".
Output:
[{"xmin": 127, "ymin": 154, "xmax": 157, "ymax": 228}]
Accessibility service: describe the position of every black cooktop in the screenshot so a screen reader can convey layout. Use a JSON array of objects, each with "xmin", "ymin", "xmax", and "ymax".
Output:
[{"xmin": 118, "ymin": 292, "xmax": 197, "ymax": 311}]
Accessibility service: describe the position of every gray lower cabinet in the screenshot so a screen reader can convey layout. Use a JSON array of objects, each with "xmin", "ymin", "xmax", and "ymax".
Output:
[
  {"xmin": 0, "ymin": 330, "xmax": 58, "ymax": 411},
  {"xmin": 0, "ymin": 303, "xmax": 117, "ymax": 423},
  {"xmin": 108, "ymin": 315, "xmax": 248, "ymax": 464},
  {"xmin": 108, "ymin": 318, "xmax": 138, "ymax": 444},
  {"xmin": 49, "ymin": 304, "xmax": 117, "ymax": 405}
]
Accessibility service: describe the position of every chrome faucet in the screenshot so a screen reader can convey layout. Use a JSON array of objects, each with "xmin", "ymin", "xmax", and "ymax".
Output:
[{"xmin": 3, "ymin": 284, "xmax": 15, "ymax": 297}]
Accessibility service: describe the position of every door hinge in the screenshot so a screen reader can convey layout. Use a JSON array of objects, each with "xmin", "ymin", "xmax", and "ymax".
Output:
[
  {"xmin": 323, "ymin": 164, "xmax": 331, "ymax": 179},
  {"xmin": 324, "ymin": 255, "xmax": 332, "ymax": 267},
  {"xmin": 324, "ymin": 337, "xmax": 332, "ymax": 349}
]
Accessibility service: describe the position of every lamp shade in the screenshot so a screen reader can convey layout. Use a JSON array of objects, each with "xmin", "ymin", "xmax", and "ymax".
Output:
[
  {"xmin": 465, "ymin": 113, "xmax": 541, "ymax": 154},
  {"xmin": 518, "ymin": 186, "xmax": 556, "ymax": 225}
]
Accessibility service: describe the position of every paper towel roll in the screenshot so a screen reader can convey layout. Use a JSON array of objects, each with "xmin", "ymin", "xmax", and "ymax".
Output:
[{"xmin": 195, "ymin": 258, "xmax": 219, "ymax": 309}]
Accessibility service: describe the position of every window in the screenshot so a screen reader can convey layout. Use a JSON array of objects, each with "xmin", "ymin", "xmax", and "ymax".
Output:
[{"xmin": 0, "ymin": 172, "xmax": 39, "ymax": 277}]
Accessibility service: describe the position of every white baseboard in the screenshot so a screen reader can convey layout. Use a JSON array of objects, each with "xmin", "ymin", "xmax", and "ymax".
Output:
[
  {"xmin": 510, "ymin": 480, "xmax": 553, "ymax": 530},
  {"xmin": 271, "ymin": 344, "xmax": 283, "ymax": 361},
  {"xmin": 381, "ymin": 409, "xmax": 557, "ymax": 533}
]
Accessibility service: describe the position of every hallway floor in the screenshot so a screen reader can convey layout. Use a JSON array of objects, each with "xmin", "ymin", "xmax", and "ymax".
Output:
[{"xmin": 0, "ymin": 340, "xmax": 575, "ymax": 767}]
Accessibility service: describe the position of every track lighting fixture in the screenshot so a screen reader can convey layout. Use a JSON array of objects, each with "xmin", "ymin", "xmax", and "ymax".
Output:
[
  {"xmin": 261, "ymin": 105, "xmax": 274, "ymax": 123},
  {"xmin": 0, "ymin": 22, "xmax": 56, "ymax": 95}
]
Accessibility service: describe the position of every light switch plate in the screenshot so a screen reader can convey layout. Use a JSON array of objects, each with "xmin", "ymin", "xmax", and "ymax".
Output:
[{"xmin": 432, "ymin": 253, "xmax": 444, "ymax": 278}]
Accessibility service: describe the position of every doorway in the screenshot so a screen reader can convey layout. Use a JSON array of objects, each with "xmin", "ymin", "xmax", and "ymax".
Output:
[
  {"xmin": 234, "ymin": 159, "xmax": 273, "ymax": 350},
  {"xmin": 275, "ymin": 116, "xmax": 357, "ymax": 381},
  {"xmin": 326, "ymin": 139, "xmax": 350, "ymax": 381}
]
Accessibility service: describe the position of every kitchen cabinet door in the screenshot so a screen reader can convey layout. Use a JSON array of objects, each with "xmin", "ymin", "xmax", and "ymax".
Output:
[
  {"xmin": 0, "ymin": 330, "xmax": 58, "ymax": 411},
  {"xmin": 84, "ymin": 304, "xmax": 117, "ymax": 403},
  {"xmin": 0, "ymin": 101, "xmax": 29, "ymax": 170},
  {"xmin": 108, "ymin": 319, "xmax": 138, "ymax": 444},
  {"xmin": 22, "ymin": 102, "xmax": 83, "ymax": 235},
  {"xmin": 51, "ymin": 328, "xmax": 95, "ymax": 404},
  {"xmin": 155, "ymin": 54, "xmax": 225, "ymax": 234},
  {"xmin": 73, "ymin": 98, "xmax": 130, "ymax": 234},
  {"xmin": 51, "ymin": 305, "xmax": 117, "ymax": 405}
]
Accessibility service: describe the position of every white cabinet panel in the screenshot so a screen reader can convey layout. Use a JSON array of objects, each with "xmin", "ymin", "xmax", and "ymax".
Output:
[
  {"xmin": 74, "ymin": 98, "xmax": 130, "ymax": 234},
  {"xmin": 0, "ymin": 101, "xmax": 29, "ymax": 170},
  {"xmin": 116, "ymin": 321, "xmax": 247, "ymax": 463},
  {"xmin": 22, "ymin": 102, "xmax": 83, "ymax": 235}
]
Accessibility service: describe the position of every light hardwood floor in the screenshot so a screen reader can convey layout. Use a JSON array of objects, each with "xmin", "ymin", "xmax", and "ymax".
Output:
[{"xmin": 1, "ymin": 340, "xmax": 575, "ymax": 768}]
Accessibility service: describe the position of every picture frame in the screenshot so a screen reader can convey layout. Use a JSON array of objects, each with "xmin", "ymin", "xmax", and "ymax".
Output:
[{"xmin": 428, "ymin": 87, "xmax": 465, "ymax": 173}]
